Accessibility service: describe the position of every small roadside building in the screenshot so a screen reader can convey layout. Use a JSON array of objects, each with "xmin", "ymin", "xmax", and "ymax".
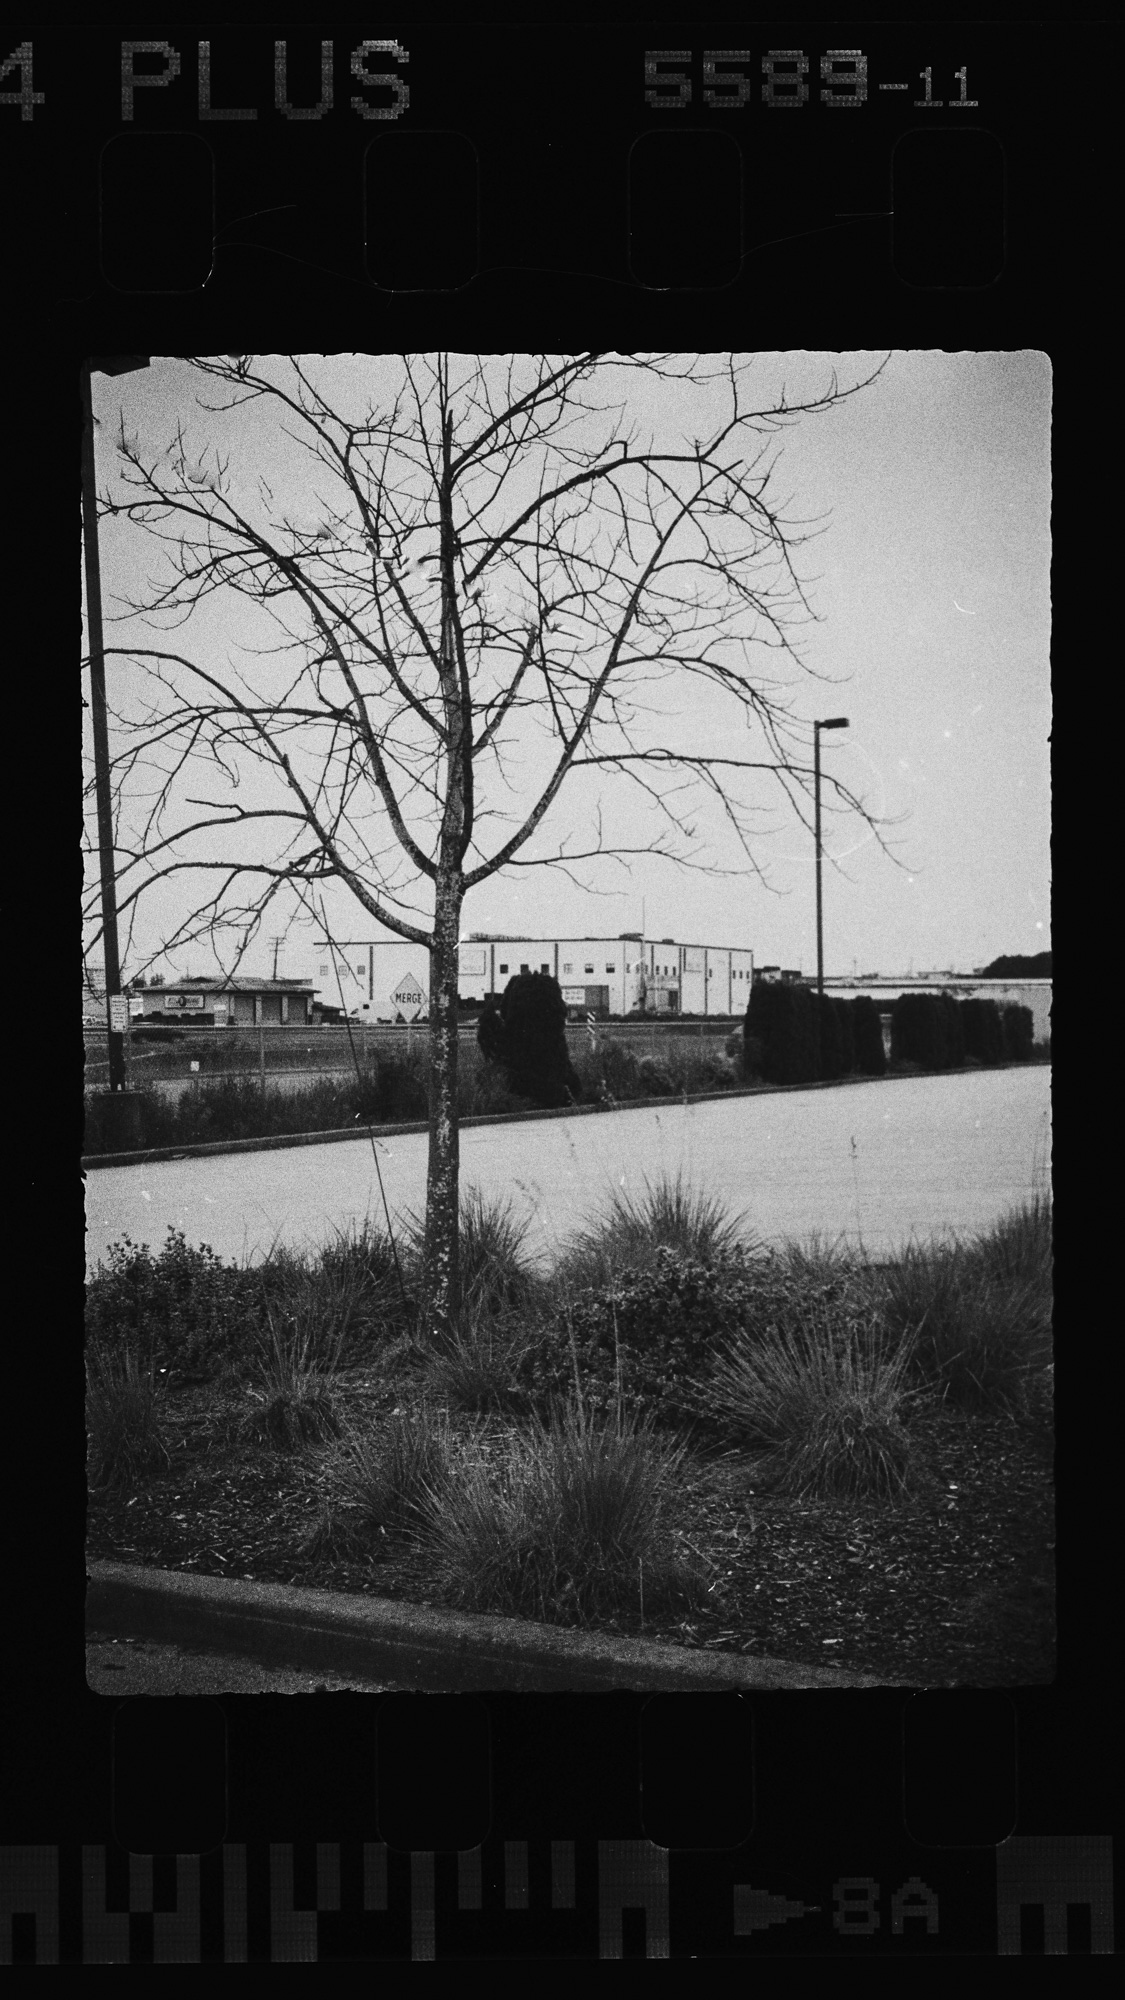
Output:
[{"xmin": 131, "ymin": 976, "xmax": 315, "ymax": 1027}]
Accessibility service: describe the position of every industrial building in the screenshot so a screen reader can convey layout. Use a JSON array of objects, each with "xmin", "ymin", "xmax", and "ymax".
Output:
[{"xmin": 307, "ymin": 933, "xmax": 756, "ymax": 1022}]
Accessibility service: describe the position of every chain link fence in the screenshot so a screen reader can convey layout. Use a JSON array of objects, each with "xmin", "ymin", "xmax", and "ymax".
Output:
[{"xmin": 84, "ymin": 1017, "xmax": 740, "ymax": 1101}]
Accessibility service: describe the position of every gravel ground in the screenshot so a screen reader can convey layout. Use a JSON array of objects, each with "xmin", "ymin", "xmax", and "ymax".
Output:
[{"xmin": 86, "ymin": 1366, "xmax": 1055, "ymax": 1689}]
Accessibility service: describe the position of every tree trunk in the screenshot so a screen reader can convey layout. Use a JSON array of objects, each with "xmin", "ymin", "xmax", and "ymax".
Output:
[{"xmin": 423, "ymin": 879, "xmax": 463, "ymax": 1340}]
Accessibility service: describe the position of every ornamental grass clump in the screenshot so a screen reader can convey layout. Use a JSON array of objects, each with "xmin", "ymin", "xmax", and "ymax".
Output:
[
  {"xmin": 423, "ymin": 1301, "xmax": 537, "ymax": 1417},
  {"xmin": 86, "ymin": 1340, "xmax": 170, "ymax": 1490},
  {"xmin": 241, "ymin": 1291, "xmax": 347, "ymax": 1451},
  {"xmin": 408, "ymin": 1396, "xmax": 704, "ymax": 1628},
  {"xmin": 705, "ymin": 1311, "xmax": 926, "ymax": 1503},
  {"xmin": 874, "ymin": 1201, "xmax": 1053, "ymax": 1418},
  {"xmin": 556, "ymin": 1170, "xmax": 752, "ymax": 1295},
  {"xmin": 305, "ymin": 1401, "xmax": 464, "ymax": 1556}
]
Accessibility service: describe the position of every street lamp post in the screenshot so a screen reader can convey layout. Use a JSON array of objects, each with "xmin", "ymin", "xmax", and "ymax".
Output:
[
  {"xmin": 814, "ymin": 716, "xmax": 849, "ymax": 1005},
  {"xmin": 81, "ymin": 356, "xmax": 149, "ymax": 1099}
]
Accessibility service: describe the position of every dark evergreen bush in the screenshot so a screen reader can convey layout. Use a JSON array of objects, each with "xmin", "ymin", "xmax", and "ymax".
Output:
[
  {"xmin": 750, "ymin": 982, "xmax": 821, "ymax": 1084},
  {"xmin": 851, "ymin": 995, "xmax": 887, "ymax": 1076},
  {"xmin": 938, "ymin": 991, "xmax": 966, "ymax": 1068},
  {"xmin": 891, "ymin": 993, "xmax": 945, "ymax": 1068},
  {"xmin": 478, "ymin": 971, "xmax": 582, "ymax": 1108},
  {"xmin": 835, "ymin": 999, "xmax": 856, "ymax": 1077},
  {"xmin": 817, "ymin": 994, "xmax": 847, "ymax": 1081},
  {"xmin": 1002, "ymin": 1003, "xmax": 1035, "ymax": 1062},
  {"xmin": 961, "ymin": 998, "xmax": 1005, "ymax": 1065}
]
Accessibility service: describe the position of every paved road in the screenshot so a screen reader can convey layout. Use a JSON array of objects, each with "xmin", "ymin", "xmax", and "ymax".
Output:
[
  {"xmin": 84, "ymin": 1066, "xmax": 1051, "ymax": 1274},
  {"xmin": 86, "ymin": 1631, "xmax": 401, "ymax": 1695}
]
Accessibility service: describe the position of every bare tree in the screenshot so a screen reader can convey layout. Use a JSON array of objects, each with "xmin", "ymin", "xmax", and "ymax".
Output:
[{"xmin": 85, "ymin": 351, "xmax": 891, "ymax": 1336}]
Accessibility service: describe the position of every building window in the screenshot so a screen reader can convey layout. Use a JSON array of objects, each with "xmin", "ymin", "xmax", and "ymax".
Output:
[
  {"xmin": 541, "ymin": 962, "xmax": 549, "ymax": 974},
  {"xmin": 319, "ymin": 964, "xmax": 329, "ymax": 977},
  {"xmin": 562, "ymin": 962, "xmax": 573, "ymax": 973},
  {"xmin": 499, "ymin": 963, "xmax": 508, "ymax": 974},
  {"xmin": 606, "ymin": 963, "xmax": 615, "ymax": 973},
  {"xmin": 520, "ymin": 963, "xmax": 530, "ymax": 974},
  {"xmin": 584, "ymin": 964, "xmax": 594, "ymax": 974},
  {"xmin": 355, "ymin": 964, "xmax": 364, "ymax": 977}
]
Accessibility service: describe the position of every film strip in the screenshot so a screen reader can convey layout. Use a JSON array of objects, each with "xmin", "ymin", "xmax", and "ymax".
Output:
[{"xmin": 3, "ymin": 17, "xmax": 1106, "ymax": 1964}]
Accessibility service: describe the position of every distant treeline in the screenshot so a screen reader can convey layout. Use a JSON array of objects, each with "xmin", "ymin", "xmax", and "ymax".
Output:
[{"xmin": 976, "ymin": 952, "xmax": 1052, "ymax": 978}]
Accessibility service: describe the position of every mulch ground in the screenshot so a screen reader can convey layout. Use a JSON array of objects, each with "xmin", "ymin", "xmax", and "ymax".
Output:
[{"xmin": 86, "ymin": 1367, "xmax": 1055, "ymax": 1687}]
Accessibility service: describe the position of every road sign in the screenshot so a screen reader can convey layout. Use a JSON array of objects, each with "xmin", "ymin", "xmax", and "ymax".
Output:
[{"xmin": 107, "ymin": 995, "xmax": 127, "ymax": 1033}]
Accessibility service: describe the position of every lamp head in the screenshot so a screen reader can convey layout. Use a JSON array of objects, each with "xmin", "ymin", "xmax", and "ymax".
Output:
[{"xmin": 818, "ymin": 716, "xmax": 849, "ymax": 730}]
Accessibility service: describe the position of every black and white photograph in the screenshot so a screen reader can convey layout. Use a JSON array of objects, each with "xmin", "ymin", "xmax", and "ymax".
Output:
[{"xmin": 82, "ymin": 349, "xmax": 1053, "ymax": 1696}]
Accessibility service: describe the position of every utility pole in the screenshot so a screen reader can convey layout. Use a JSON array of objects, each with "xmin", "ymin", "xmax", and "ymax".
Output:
[
  {"xmin": 814, "ymin": 716, "xmax": 849, "ymax": 1004},
  {"xmin": 82, "ymin": 356, "xmax": 150, "ymax": 1099}
]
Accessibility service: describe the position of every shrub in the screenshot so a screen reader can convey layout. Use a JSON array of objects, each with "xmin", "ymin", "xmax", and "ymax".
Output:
[
  {"xmin": 573, "ymin": 1038, "xmax": 645, "ymax": 1103},
  {"xmin": 523, "ymin": 1235, "xmax": 873, "ymax": 1434},
  {"xmin": 705, "ymin": 1315, "xmax": 926, "ymax": 1503},
  {"xmin": 636, "ymin": 1055, "xmax": 676, "ymax": 1097},
  {"xmin": 961, "ymin": 998, "xmax": 1006, "ymax": 1066},
  {"xmin": 749, "ymin": 982, "xmax": 821, "ymax": 1084},
  {"xmin": 86, "ymin": 1340, "xmax": 170, "ymax": 1489},
  {"xmin": 1002, "ymin": 1004, "xmax": 1035, "ymax": 1062},
  {"xmin": 741, "ymin": 1032, "xmax": 766, "ymax": 1078},
  {"xmin": 891, "ymin": 993, "xmax": 948, "ymax": 1070},
  {"xmin": 84, "ymin": 1228, "xmax": 264, "ymax": 1382},
  {"xmin": 408, "ymin": 1397, "xmax": 705, "ymax": 1628},
  {"xmin": 939, "ymin": 991, "xmax": 966, "ymax": 1067},
  {"xmin": 817, "ymin": 994, "xmax": 848, "ymax": 1082},
  {"xmin": 851, "ymin": 995, "xmax": 887, "ymax": 1076},
  {"xmin": 478, "ymin": 972, "xmax": 583, "ymax": 1108}
]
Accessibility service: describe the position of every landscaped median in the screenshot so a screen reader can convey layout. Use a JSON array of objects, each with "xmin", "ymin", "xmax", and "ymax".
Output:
[
  {"xmin": 84, "ymin": 1177, "xmax": 1055, "ymax": 1687},
  {"xmin": 85, "ymin": 1559, "xmax": 888, "ymax": 1691}
]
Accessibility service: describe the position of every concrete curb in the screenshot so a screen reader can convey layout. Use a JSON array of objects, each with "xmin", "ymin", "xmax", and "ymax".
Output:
[
  {"xmin": 79, "ymin": 1065, "xmax": 1022, "ymax": 1172},
  {"xmin": 85, "ymin": 1560, "xmax": 904, "ymax": 1692}
]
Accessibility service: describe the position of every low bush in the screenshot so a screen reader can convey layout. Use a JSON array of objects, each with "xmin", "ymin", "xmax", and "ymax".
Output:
[
  {"xmin": 522, "ymin": 1238, "xmax": 876, "ymax": 1434},
  {"xmin": 84, "ymin": 1229, "xmax": 264, "ymax": 1382}
]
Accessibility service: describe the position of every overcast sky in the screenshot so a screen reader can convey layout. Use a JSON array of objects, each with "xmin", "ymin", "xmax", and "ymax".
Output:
[{"xmin": 84, "ymin": 350, "xmax": 1051, "ymax": 981}]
